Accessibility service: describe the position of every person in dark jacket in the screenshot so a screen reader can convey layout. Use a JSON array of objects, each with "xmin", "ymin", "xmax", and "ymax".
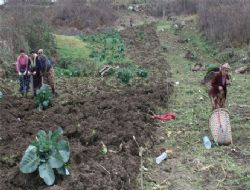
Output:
[
  {"xmin": 209, "ymin": 63, "xmax": 231, "ymax": 110},
  {"xmin": 37, "ymin": 49, "xmax": 56, "ymax": 95},
  {"xmin": 28, "ymin": 50, "xmax": 42, "ymax": 96}
]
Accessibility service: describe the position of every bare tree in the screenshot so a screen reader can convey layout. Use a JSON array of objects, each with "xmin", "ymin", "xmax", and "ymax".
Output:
[
  {"xmin": 147, "ymin": 0, "xmax": 198, "ymax": 17},
  {"xmin": 1, "ymin": 0, "xmax": 55, "ymax": 55},
  {"xmin": 198, "ymin": 0, "xmax": 250, "ymax": 46},
  {"xmin": 53, "ymin": 0, "xmax": 116, "ymax": 30}
]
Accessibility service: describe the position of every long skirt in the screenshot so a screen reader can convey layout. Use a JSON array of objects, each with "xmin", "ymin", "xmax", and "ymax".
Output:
[
  {"xmin": 19, "ymin": 74, "xmax": 30, "ymax": 95},
  {"xmin": 210, "ymin": 92, "xmax": 226, "ymax": 110},
  {"xmin": 33, "ymin": 74, "xmax": 42, "ymax": 95},
  {"xmin": 29, "ymin": 67, "xmax": 42, "ymax": 95}
]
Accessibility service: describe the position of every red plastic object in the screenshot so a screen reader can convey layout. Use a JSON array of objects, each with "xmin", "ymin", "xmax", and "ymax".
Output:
[{"xmin": 150, "ymin": 113, "xmax": 176, "ymax": 120}]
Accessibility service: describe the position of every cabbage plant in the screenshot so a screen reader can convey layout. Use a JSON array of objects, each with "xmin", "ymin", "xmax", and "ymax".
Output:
[
  {"xmin": 34, "ymin": 84, "xmax": 52, "ymax": 111},
  {"xmin": 20, "ymin": 128, "xmax": 70, "ymax": 186}
]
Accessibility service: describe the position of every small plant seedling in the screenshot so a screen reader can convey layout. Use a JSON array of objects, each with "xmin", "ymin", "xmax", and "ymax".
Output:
[
  {"xmin": 137, "ymin": 31, "xmax": 145, "ymax": 40},
  {"xmin": 137, "ymin": 69, "xmax": 148, "ymax": 78},
  {"xmin": 101, "ymin": 142, "xmax": 108, "ymax": 155}
]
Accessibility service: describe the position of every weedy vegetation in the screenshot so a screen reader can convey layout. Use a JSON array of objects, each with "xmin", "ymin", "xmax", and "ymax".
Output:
[
  {"xmin": 117, "ymin": 67, "xmax": 134, "ymax": 84},
  {"xmin": 55, "ymin": 67, "xmax": 81, "ymax": 77}
]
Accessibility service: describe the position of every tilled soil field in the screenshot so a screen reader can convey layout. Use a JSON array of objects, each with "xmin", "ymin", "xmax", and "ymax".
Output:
[{"xmin": 0, "ymin": 24, "xmax": 173, "ymax": 190}]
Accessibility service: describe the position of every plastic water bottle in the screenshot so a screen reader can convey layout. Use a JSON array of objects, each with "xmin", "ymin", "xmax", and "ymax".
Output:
[
  {"xmin": 156, "ymin": 152, "xmax": 167, "ymax": 164},
  {"xmin": 203, "ymin": 136, "xmax": 212, "ymax": 149}
]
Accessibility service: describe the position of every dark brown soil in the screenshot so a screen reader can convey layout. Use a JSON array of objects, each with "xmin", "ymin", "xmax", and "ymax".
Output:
[{"xmin": 0, "ymin": 24, "xmax": 173, "ymax": 190}]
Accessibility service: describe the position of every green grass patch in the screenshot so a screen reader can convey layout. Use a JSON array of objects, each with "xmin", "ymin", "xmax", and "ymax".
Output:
[
  {"xmin": 181, "ymin": 30, "xmax": 218, "ymax": 58},
  {"xmin": 55, "ymin": 35, "xmax": 91, "ymax": 69},
  {"xmin": 55, "ymin": 30, "xmax": 134, "ymax": 77}
]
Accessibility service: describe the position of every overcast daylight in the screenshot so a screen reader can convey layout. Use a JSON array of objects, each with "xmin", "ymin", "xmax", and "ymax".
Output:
[{"xmin": 0, "ymin": 0, "xmax": 250, "ymax": 189}]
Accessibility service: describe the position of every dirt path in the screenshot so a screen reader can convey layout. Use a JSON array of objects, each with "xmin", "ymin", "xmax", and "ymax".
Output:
[{"xmin": 142, "ymin": 17, "xmax": 250, "ymax": 190}]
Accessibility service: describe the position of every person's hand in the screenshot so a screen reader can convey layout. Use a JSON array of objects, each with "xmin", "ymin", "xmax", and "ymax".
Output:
[
  {"xmin": 218, "ymin": 86, "xmax": 223, "ymax": 91},
  {"xmin": 18, "ymin": 72, "xmax": 22, "ymax": 76},
  {"xmin": 33, "ymin": 71, "xmax": 36, "ymax": 75},
  {"xmin": 28, "ymin": 71, "xmax": 31, "ymax": 75}
]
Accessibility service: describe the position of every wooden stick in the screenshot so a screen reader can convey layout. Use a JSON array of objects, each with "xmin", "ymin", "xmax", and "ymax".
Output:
[{"xmin": 97, "ymin": 163, "xmax": 111, "ymax": 175}]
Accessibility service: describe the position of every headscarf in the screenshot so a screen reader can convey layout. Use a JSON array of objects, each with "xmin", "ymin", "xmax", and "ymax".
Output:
[{"xmin": 221, "ymin": 63, "xmax": 230, "ymax": 70}]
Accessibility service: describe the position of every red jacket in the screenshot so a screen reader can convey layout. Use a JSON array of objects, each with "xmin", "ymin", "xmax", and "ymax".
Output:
[{"xmin": 210, "ymin": 71, "xmax": 229, "ymax": 97}]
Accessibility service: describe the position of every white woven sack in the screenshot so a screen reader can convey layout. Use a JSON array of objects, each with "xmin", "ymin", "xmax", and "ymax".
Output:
[{"xmin": 209, "ymin": 108, "xmax": 232, "ymax": 145}]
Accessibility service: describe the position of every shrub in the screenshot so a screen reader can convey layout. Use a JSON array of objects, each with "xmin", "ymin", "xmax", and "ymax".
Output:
[
  {"xmin": 20, "ymin": 128, "xmax": 70, "ymax": 186},
  {"xmin": 0, "ymin": 10, "xmax": 29, "ymax": 59},
  {"xmin": 1, "ymin": 2, "xmax": 55, "ymax": 57},
  {"xmin": 34, "ymin": 84, "xmax": 53, "ymax": 111},
  {"xmin": 25, "ymin": 18, "xmax": 55, "ymax": 55}
]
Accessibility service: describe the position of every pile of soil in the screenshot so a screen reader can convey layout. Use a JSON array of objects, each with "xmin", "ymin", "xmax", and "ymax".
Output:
[{"xmin": 0, "ymin": 24, "xmax": 173, "ymax": 190}]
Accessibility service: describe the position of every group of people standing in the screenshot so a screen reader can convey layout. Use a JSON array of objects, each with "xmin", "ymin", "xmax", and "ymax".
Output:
[
  {"xmin": 16, "ymin": 49, "xmax": 56, "ymax": 97},
  {"xmin": 16, "ymin": 48, "xmax": 230, "ymax": 110}
]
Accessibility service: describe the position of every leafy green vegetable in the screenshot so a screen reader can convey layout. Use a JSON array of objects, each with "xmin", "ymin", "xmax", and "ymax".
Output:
[
  {"xmin": 20, "ymin": 145, "xmax": 40, "ymax": 173},
  {"xmin": 34, "ymin": 84, "xmax": 53, "ymax": 111},
  {"xmin": 39, "ymin": 163, "xmax": 55, "ymax": 186},
  {"xmin": 20, "ymin": 128, "xmax": 70, "ymax": 186}
]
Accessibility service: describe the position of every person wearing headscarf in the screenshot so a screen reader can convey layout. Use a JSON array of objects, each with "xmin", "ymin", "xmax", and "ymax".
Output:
[
  {"xmin": 16, "ymin": 49, "xmax": 30, "ymax": 97},
  {"xmin": 209, "ymin": 63, "xmax": 231, "ymax": 110}
]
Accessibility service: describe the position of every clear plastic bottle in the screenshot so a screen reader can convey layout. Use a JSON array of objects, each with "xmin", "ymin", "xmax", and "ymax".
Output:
[
  {"xmin": 156, "ymin": 152, "xmax": 167, "ymax": 164},
  {"xmin": 203, "ymin": 136, "xmax": 212, "ymax": 149}
]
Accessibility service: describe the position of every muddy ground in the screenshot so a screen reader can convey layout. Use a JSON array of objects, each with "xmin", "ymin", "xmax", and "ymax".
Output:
[{"xmin": 0, "ymin": 24, "xmax": 173, "ymax": 190}]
